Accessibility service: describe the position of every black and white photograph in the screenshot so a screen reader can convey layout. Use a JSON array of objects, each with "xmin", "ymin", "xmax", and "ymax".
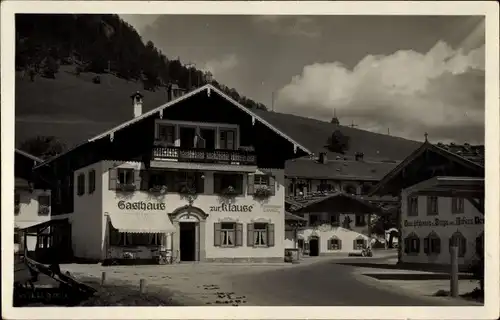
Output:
[{"xmin": 2, "ymin": 1, "xmax": 498, "ymax": 319}]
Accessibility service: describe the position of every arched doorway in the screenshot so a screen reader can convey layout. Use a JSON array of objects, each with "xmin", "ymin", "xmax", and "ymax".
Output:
[
  {"xmin": 309, "ymin": 236, "xmax": 320, "ymax": 256},
  {"xmin": 169, "ymin": 206, "xmax": 208, "ymax": 262}
]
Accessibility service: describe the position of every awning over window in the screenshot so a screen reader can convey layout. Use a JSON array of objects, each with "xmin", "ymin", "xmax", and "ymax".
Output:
[{"xmin": 107, "ymin": 211, "xmax": 176, "ymax": 233}]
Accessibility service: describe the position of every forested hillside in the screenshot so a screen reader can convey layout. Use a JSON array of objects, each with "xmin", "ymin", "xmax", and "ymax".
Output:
[{"xmin": 15, "ymin": 14, "xmax": 267, "ymax": 110}]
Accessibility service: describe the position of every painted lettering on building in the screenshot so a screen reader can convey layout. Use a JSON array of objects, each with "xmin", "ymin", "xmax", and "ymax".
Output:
[
  {"xmin": 209, "ymin": 204, "xmax": 254, "ymax": 212},
  {"xmin": 404, "ymin": 216, "xmax": 484, "ymax": 228},
  {"xmin": 263, "ymin": 205, "xmax": 281, "ymax": 213},
  {"xmin": 117, "ymin": 200, "xmax": 166, "ymax": 211}
]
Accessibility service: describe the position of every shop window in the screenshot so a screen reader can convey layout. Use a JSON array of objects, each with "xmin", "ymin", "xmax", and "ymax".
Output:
[
  {"xmin": 407, "ymin": 196, "xmax": 419, "ymax": 216},
  {"xmin": 449, "ymin": 231, "xmax": 467, "ymax": 258},
  {"xmin": 404, "ymin": 233, "xmax": 420, "ymax": 255},
  {"xmin": 214, "ymin": 173, "xmax": 243, "ymax": 195},
  {"xmin": 328, "ymin": 237, "xmax": 342, "ymax": 250},
  {"xmin": 88, "ymin": 169, "xmax": 96, "ymax": 194},
  {"xmin": 451, "ymin": 197, "xmax": 464, "ymax": 214},
  {"xmin": 109, "ymin": 224, "xmax": 160, "ymax": 246},
  {"xmin": 77, "ymin": 173, "xmax": 85, "ymax": 196},
  {"xmin": 427, "ymin": 196, "xmax": 439, "ymax": 215},
  {"xmin": 424, "ymin": 231, "xmax": 441, "ymax": 255},
  {"xmin": 353, "ymin": 236, "xmax": 367, "ymax": 250}
]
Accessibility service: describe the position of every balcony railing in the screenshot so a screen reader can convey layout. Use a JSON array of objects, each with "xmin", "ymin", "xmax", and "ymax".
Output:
[{"xmin": 152, "ymin": 147, "xmax": 257, "ymax": 166}]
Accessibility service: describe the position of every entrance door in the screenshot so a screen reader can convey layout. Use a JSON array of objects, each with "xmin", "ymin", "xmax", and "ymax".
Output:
[
  {"xmin": 179, "ymin": 222, "xmax": 197, "ymax": 261},
  {"xmin": 309, "ymin": 238, "xmax": 320, "ymax": 256}
]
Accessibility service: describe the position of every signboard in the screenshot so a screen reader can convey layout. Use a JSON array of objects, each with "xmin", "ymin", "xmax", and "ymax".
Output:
[
  {"xmin": 263, "ymin": 205, "xmax": 281, "ymax": 213},
  {"xmin": 117, "ymin": 200, "xmax": 166, "ymax": 211},
  {"xmin": 209, "ymin": 204, "xmax": 254, "ymax": 213},
  {"xmin": 404, "ymin": 216, "xmax": 484, "ymax": 228}
]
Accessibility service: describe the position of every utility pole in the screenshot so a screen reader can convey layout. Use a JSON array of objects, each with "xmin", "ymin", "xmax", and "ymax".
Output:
[
  {"xmin": 349, "ymin": 120, "xmax": 358, "ymax": 128},
  {"xmin": 271, "ymin": 91, "xmax": 275, "ymax": 112},
  {"xmin": 387, "ymin": 128, "xmax": 390, "ymax": 135}
]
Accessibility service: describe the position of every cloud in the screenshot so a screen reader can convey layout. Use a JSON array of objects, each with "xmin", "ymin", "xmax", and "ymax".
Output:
[
  {"xmin": 275, "ymin": 41, "xmax": 485, "ymax": 144},
  {"xmin": 252, "ymin": 15, "xmax": 321, "ymax": 38},
  {"xmin": 201, "ymin": 54, "xmax": 239, "ymax": 76}
]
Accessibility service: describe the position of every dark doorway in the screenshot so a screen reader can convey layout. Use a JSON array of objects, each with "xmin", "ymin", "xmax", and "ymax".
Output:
[
  {"xmin": 179, "ymin": 222, "xmax": 197, "ymax": 261},
  {"xmin": 180, "ymin": 127, "xmax": 196, "ymax": 148},
  {"xmin": 309, "ymin": 237, "xmax": 320, "ymax": 256}
]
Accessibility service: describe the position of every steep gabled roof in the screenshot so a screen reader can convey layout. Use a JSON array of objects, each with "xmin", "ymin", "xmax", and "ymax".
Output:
[
  {"xmin": 369, "ymin": 141, "xmax": 484, "ymax": 196},
  {"xmin": 34, "ymin": 84, "xmax": 312, "ymax": 169},
  {"xmin": 287, "ymin": 191, "xmax": 384, "ymax": 214}
]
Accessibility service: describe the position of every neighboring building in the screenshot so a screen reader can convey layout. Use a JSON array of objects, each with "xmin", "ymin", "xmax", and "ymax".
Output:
[
  {"xmin": 369, "ymin": 140, "xmax": 485, "ymax": 264},
  {"xmin": 400, "ymin": 176, "xmax": 484, "ymax": 267},
  {"xmin": 34, "ymin": 84, "xmax": 311, "ymax": 263},
  {"xmin": 284, "ymin": 192, "xmax": 385, "ymax": 256},
  {"xmin": 14, "ymin": 149, "xmax": 51, "ymax": 253}
]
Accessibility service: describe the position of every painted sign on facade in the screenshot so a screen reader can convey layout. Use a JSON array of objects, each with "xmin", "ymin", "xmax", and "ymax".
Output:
[
  {"xmin": 117, "ymin": 200, "xmax": 166, "ymax": 211},
  {"xmin": 209, "ymin": 204, "xmax": 254, "ymax": 213},
  {"xmin": 263, "ymin": 205, "xmax": 281, "ymax": 213},
  {"xmin": 404, "ymin": 216, "xmax": 484, "ymax": 228}
]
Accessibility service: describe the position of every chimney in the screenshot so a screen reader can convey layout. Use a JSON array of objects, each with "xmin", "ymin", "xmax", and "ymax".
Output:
[
  {"xmin": 131, "ymin": 91, "xmax": 144, "ymax": 118},
  {"xmin": 319, "ymin": 152, "xmax": 328, "ymax": 164},
  {"xmin": 355, "ymin": 152, "xmax": 364, "ymax": 161}
]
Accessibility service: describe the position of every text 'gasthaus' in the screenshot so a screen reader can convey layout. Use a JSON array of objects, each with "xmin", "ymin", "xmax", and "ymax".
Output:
[{"xmin": 117, "ymin": 201, "xmax": 166, "ymax": 211}]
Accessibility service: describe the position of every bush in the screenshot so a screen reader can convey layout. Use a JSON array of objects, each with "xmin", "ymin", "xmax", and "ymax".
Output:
[{"xmin": 468, "ymin": 257, "xmax": 484, "ymax": 292}]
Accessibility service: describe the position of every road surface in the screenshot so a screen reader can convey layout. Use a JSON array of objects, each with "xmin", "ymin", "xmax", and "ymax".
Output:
[{"xmin": 228, "ymin": 257, "xmax": 461, "ymax": 306}]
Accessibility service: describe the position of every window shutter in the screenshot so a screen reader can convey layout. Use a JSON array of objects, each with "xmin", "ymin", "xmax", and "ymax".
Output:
[
  {"xmin": 436, "ymin": 238, "xmax": 441, "ymax": 253},
  {"xmin": 109, "ymin": 168, "xmax": 117, "ymax": 190},
  {"xmin": 353, "ymin": 239, "xmax": 356, "ymax": 250},
  {"xmin": 339, "ymin": 239, "xmax": 342, "ymax": 250},
  {"xmin": 214, "ymin": 174, "xmax": 222, "ymax": 194},
  {"xmin": 404, "ymin": 239, "xmax": 409, "ymax": 254},
  {"xmin": 460, "ymin": 237, "xmax": 467, "ymax": 257},
  {"xmin": 427, "ymin": 197, "xmax": 432, "ymax": 214},
  {"xmin": 327, "ymin": 239, "xmax": 331, "ymax": 250},
  {"xmin": 415, "ymin": 238, "xmax": 420, "ymax": 253},
  {"xmin": 134, "ymin": 170, "xmax": 141, "ymax": 190},
  {"xmin": 269, "ymin": 176, "xmax": 276, "ymax": 196},
  {"xmin": 424, "ymin": 238, "xmax": 429, "ymax": 254},
  {"xmin": 267, "ymin": 223, "xmax": 275, "ymax": 247},
  {"xmin": 235, "ymin": 223, "xmax": 243, "ymax": 246},
  {"xmin": 247, "ymin": 174, "xmax": 255, "ymax": 195},
  {"xmin": 247, "ymin": 223, "xmax": 254, "ymax": 247},
  {"xmin": 214, "ymin": 223, "xmax": 222, "ymax": 246},
  {"xmin": 140, "ymin": 170, "xmax": 149, "ymax": 190}
]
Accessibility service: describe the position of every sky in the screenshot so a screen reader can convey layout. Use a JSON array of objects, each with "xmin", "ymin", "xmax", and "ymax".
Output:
[{"xmin": 122, "ymin": 15, "xmax": 485, "ymax": 144}]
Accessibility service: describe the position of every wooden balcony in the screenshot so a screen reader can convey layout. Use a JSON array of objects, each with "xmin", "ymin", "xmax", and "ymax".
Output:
[{"xmin": 152, "ymin": 147, "xmax": 257, "ymax": 166}]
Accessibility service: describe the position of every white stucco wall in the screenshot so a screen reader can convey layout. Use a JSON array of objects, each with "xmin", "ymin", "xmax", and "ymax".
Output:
[
  {"xmin": 303, "ymin": 212, "xmax": 370, "ymax": 235},
  {"xmin": 71, "ymin": 162, "xmax": 104, "ymax": 260},
  {"xmin": 298, "ymin": 225, "xmax": 370, "ymax": 254},
  {"xmin": 401, "ymin": 189, "xmax": 484, "ymax": 266},
  {"xmin": 99, "ymin": 161, "xmax": 286, "ymax": 260},
  {"xmin": 15, "ymin": 177, "xmax": 51, "ymax": 229}
]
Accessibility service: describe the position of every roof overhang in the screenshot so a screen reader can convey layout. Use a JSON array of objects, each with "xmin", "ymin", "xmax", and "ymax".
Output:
[
  {"xmin": 34, "ymin": 84, "xmax": 312, "ymax": 169},
  {"xmin": 15, "ymin": 148, "xmax": 43, "ymax": 164},
  {"xmin": 404, "ymin": 176, "xmax": 484, "ymax": 198},
  {"xmin": 369, "ymin": 142, "xmax": 484, "ymax": 197},
  {"xmin": 291, "ymin": 192, "xmax": 383, "ymax": 214}
]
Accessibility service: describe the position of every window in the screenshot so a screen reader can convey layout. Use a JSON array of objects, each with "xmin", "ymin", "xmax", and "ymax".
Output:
[
  {"xmin": 157, "ymin": 124, "xmax": 175, "ymax": 145},
  {"xmin": 118, "ymin": 168, "xmax": 135, "ymax": 186},
  {"xmin": 353, "ymin": 237, "xmax": 367, "ymax": 250},
  {"xmin": 77, "ymin": 173, "xmax": 85, "ymax": 196},
  {"xmin": 451, "ymin": 197, "xmax": 464, "ymax": 214},
  {"xmin": 247, "ymin": 223, "xmax": 275, "ymax": 247},
  {"xmin": 475, "ymin": 233, "xmax": 484, "ymax": 257},
  {"xmin": 38, "ymin": 195, "xmax": 50, "ymax": 215},
  {"xmin": 408, "ymin": 196, "xmax": 419, "ymax": 216},
  {"xmin": 328, "ymin": 237, "xmax": 342, "ymax": 250},
  {"xmin": 449, "ymin": 232, "xmax": 467, "ymax": 258},
  {"xmin": 198, "ymin": 128, "xmax": 216, "ymax": 149},
  {"xmin": 254, "ymin": 174, "xmax": 270, "ymax": 186},
  {"xmin": 88, "ymin": 169, "xmax": 96, "ymax": 194},
  {"xmin": 344, "ymin": 184, "xmax": 357, "ymax": 195},
  {"xmin": 14, "ymin": 193, "xmax": 20, "ymax": 215},
  {"xmin": 330, "ymin": 214, "xmax": 339, "ymax": 226},
  {"xmin": 355, "ymin": 214, "xmax": 366, "ymax": 227},
  {"xmin": 147, "ymin": 170, "xmax": 169, "ymax": 189},
  {"xmin": 174, "ymin": 171, "xmax": 205, "ymax": 193},
  {"xmin": 213, "ymin": 222, "xmax": 243, "ymax": 247},
  {"xmin": 427, "ymin": 196, "xmax": 438, "ymax": 215},
  {"xmin": 219, "ymin": 129, "xmax": 236, "ymax": 150},
  {"xmin": 404, "ymin": 233, "xmax": 420, "ymax": 255},
  {"xmin": 309, "ymin": 214, "xmax": 319, "ymax": 225},
  {"xmin": 179, "ymin": 126, "xmax": 196, "ymax": 148},
  {"xmin": 424, "ymin": 232, "xmax": 441, "ymax": 255},
  {"xmin": 214, "ymin": 173, "xmax": 243, "ymax": 195},
  {"xmin": 109, "ymin": 225, "xmax": 160, "ymax": 246}
]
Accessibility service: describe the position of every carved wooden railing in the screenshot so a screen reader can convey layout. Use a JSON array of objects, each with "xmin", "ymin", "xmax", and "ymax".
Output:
[{"xmin": 152, "ymin": 147, "xmax": 257, "ymax": 165}]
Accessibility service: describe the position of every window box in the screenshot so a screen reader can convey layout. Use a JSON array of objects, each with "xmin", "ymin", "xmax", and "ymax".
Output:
[
  {"xmin": 117, "ymin": 183, "xmax": 136, "ymax": 192},
  {"xmin": 221, "ymin": 186, "xmax": 239, "ymax": 197},
  {"xmin": 253, "ymin": 186, "xmax": 273, "ymax": 199},
  {"xmin": 149, "ymin": 185, "xmax": 168, "ymax": 194}
]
